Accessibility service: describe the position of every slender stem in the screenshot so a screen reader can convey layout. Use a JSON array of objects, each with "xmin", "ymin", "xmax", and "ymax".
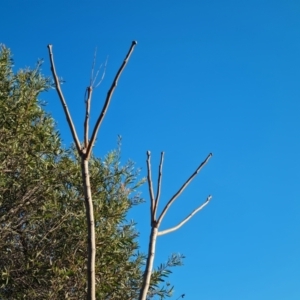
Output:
[
  {"xmin": 86, "ymin": 41, "xmax": 137, "ymax": 159},
  {"xmin": 158, "ymin": 195, "xmax": 212, "ymax": 236},
  {"xmin": 81, "ymin": 157, "xmax": 96, "ymax": 300},
  {"xmin": 154, "ymin": 152, "xmax": 164, "ymax": 219},
  {"xmin": 94, "ymin": 58, "xmax": 107, "ymax": 88},
  {"xmin": 47, "ymin": 44, "xmax": 81, "ymax": 153},
  {"xmin": 146, "ymin": 151, "xmax": 155, "ymax": 223},
  {"xmin": 84, "ymin": 86, "xmax": 93, "ymax": 149}
]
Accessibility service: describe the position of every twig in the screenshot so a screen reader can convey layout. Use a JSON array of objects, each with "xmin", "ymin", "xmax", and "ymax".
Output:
[
  {"xmin": 154, "ymin": 152, "xmax": 164, "ymax": 219},
  {"xmin": 84, "ymin": 86, "xmax": 93, "ymax": 148},
  {"xmin": 158, "ymin": 195, "xmax": 212, "ymax": 236},
  {"xmin": 90, "ymin": 47, "xmax": 107, "ymax": 88},
  {"xmin": 94, "ymin": 57, "xmax": 108, "ymax": 88},
  {"xmin": 90, "ymin": 47, "xmax": 97, "ymax": 86},
  {"xmin": 146, "ymin": 151, "xmax": 155, "ymax": 223}
]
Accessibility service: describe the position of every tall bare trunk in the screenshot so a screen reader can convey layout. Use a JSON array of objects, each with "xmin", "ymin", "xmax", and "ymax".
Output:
[
  {"xmin": 48, "ymin": 42, "xmax": 137, "ymax": 299},
  {"xmin": 81, "ymin": 157, "xmax": 96, "ymax": 300},
  {"xmin": 139, "ymin": 226, "xmax": 158, "ymax": 300}
]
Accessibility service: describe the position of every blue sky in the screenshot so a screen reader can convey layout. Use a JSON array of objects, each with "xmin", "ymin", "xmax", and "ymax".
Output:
[{"xmin": 2, "ymin": 0, "xmax": 300, "ymax": 299}]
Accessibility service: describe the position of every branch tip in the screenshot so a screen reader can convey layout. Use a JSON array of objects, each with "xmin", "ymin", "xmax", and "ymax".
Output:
[
  {"xmin": 157, "ymin": 195, "xmax": 212, "ymax": 236},
  {"xmin": 132, "ymin": 40, "xmax": 137, "ymax": 45}
]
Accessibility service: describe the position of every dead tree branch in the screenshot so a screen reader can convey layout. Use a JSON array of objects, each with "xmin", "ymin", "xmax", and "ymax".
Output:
[
  {"xmin": 47, "ymin": 41, "xmax": 137, "ymax": 300},
  {"xmin": 157, "ymin": 152, "xmax": 212, "ymax": 226},
  {"xmin": 158, "ymin": 195, "xmax": 212, "ymax": 236},
  {"xmin": 139, "ymin": 151, "xmax": 212, "ymax": 300},
  {"xmin": 86, "ymin": 41, "xmax": 137, "ymax": 159}
]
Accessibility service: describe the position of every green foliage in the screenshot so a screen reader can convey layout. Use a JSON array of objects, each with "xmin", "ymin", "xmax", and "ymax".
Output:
[
  {"xmin": 0, "ymin": 44, "xmax": 63, "ymax": 298},
  {"xmin": 0, "ymin": 45, "xmax": 182, "ymax": 299}
]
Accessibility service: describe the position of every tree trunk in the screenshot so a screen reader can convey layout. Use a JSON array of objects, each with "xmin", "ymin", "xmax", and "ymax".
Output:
[
  {"xmin": 139, "ymin": 226, "xmax": 158, "ymax": 300},
  {"xmin": 81, "ymin": 157, "xmax": 96, "ymax": 300}
]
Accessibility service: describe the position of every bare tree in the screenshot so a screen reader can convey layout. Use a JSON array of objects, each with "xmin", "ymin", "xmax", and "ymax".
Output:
[
  {"xmin": 47, "ymin": 40, "xmax": 212, "ymax": 299},
  {"xmin": 47, "ymin": 41, "xmax": 137, "ymax": 300},
  {"xmin": 138, "ymin": 151, "xmax": 212, "ymax": 300}
]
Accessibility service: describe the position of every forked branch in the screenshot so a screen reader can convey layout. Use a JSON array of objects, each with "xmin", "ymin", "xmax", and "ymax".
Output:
[
  {"xmin": 86, "ymin": 41, "xmax": 137, "ymax": 158},
  {"xmin": 139, "ymin": 151, "xmax": 212, "ymax": 300},
  {"xmin": 157, "ymin": 152, "xmax": 212, "ymax": 226}
]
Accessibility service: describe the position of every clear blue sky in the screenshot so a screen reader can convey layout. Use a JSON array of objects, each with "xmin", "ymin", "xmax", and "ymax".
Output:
[{"xmin": 2, "ymin": 0, "xmax": 300, "ymax": 299}]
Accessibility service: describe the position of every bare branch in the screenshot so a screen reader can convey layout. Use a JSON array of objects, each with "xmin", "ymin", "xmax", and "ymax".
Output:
[
  {"xmin": 154, "ymin": 151, "xmax": 164, "ymax": 219},
  {"xmin": 84, "ymin": 86, "xmax": 93, "ymax": 148},
  {"xmin": 86, "ymin": 41, "xmax": 137, "ymax": 158},
  {"xmin": 138, "ymin": 227, "xmax": 159, "ymax": 300},
  {"xmin": 146, "ymin": 151, "xmax": 155, "ymax": 223},
  {"xmin": 47, "ymin": 44, "xmax": 81, "ymax": 153},
  {"xmin": 94, "ymin": 57, "xmax": 108, "ymax": 88},
  {"xmin": 157, "ymin": 153, "xmax": 212, "ymax": 226},
  {"xmin": 158, "ymin": 195, "xmax": 212, "ymax": 236},
  {"xmin": 139, "ymin": 151, "xmax": 213, "ymax": 299}
]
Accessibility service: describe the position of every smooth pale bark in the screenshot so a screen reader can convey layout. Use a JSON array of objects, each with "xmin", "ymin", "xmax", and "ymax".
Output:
[
  {"xmin": 81, "ymin": 157, "xmax": 96, "ymax": 300},
  {"xmin": 48, "ymin": 42, "xmax": 137, "ymax": 300},
  {"xmin": 139, "ymin": 226, "xmax": 158, "ymax": 300}
]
